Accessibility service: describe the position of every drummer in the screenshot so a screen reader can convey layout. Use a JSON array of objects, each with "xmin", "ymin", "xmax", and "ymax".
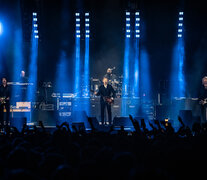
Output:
[{"xmin": 103, "ymin": 68, "xmax": 118, "ymax": 85}]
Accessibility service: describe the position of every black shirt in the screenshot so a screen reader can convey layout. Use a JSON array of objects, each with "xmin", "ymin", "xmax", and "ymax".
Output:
[
  {"xmin": 0, "ymin": 85, "xmax": 10, "ymax": 100},
  {"xmin": 96, "ymin": 84, "xmax": 116, "ymax": 103},
  {"xmin": 104, "ymin": 73, "xmax": 117, "ymax": 83},
  {"xmin": 198, "ymin": 87, "xmax": 207, "ymax": 100}
]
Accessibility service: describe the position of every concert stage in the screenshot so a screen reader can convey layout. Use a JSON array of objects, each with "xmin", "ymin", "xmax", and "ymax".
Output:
[{"xmin": 4, "ymin": 96, "xmax": 201, "ymax": 131}]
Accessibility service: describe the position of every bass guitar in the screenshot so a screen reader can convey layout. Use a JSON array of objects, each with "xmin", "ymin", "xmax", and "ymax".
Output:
[{"xmin": 0, "ymin": 97, "xmax": 6, "ymax": 105}]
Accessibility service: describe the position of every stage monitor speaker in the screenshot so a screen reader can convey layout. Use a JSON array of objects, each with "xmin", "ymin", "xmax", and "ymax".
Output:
[
  {"xmin": 179, "ymin": 110, "xmax": 193, "ymax": 127},
  {"xmin": 113, "ymin": 117, "xmax": 133, "ymax": 127},
  {"xmin": 32, "ymin": 109, "xmax": 56, "ymax": 126},
  {"xmin": 10, "ymin": 117, "xmax": 27, "ymax": 132},
  {"xmin": 88, "ymin": 117, "xmax": 99, "ymax": 129},
  {"xmin": 155, "ymin": 105, "xmax": 170, "ymax": 121},
  {"xmin": 71, "ymin": 122, "xmax": 85, "ymax": 132},
  {"xmin": 71, "ymin": 111, "xmax": 91, "ymax": 129}
]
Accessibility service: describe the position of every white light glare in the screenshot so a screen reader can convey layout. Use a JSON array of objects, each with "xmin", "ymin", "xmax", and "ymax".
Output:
[
  {"xmin": 33, "ymin": 18, "xmax": 37, "ymax": 21},
  {"xmin": 136, "ymin": 34, "xmax": 140, "ymax": 38},
  {"xmin": 126, "ymin": 29, "xmax": 130, "ymax": 33},
  {"xmin": 179, "ymin": 17, "xmax": 183, "ymax": 21},
  {"xmin": 33, "ymin": 12, "xmax": 37, "ymax": 16},
  {"xmin": 85, "ymin": 18, "xmax": 90, "ymax": 22},
  {"xmin": 179, "ymin": 12, "xmax": 184, "ymax": 15},
  {"xmin": 178, "ymin": 29, "xmax": 182, "ymax": 32},
  {"xmin": 126, "ymin": 34, "xmax": 130, "ymax": 38},
  {"xmin": 178, "ymin": 34, "xmax": 182, "ymax": 38},
  {"xmin": 126, "ymin": 12, "xmax": 130, "ymax": 15},
  {"xmin": 34, "ymin": 24, "xmax": 38, "ymax": 27},
  {"xmin": 85, "ymin": 13, "xmax": 89, "ymax": 16},
  {"xmin": 178, "ymin": 23, "xmax": 183, "ymax": 26},
  {"xmin": 135, "ymin": 12, "xmax": 139, "ymax": 15},
  {"xmin": 75, "ymin": 13, "xmax": 80, "ymax": 16}
]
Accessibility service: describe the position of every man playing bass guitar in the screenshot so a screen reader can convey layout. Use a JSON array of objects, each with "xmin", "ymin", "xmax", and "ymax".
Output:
[
  {"xmin": 0, "ymin": 77, "xmax": 10, "ymax": 128},
  {"xmin": 95, "ymin": 77, "xmax": 116, "ymax": 125}
]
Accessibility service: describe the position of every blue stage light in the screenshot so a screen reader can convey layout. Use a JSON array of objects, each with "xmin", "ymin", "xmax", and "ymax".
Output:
[
  {"xmin": 76, "ymin": 13, "xmax": 80, "ymax": 16},
  {"xmin": 33, "ymin": 12, "xmax": 37, "ymax": 16},
  {"xmin": 0, "ymin": 22, "xmax": 2, "ymax": 35},
  {"xmin": 135, "ymin": 12, "xmax": 139, "ymax": 15},
  {"xmin": 179, "ymin": 12, "xmax": 184, "ymax": 15},
  {"xmin": 135, "ymin": 23, "xmax": 140, "ymax": 26},
  {"xmin": 85, "ymin": 12, "xmax": 89, "ymax": 16},
  {"xmin": 178, "ymin": 23, "xmax": 183, "ymax": 26},
  {"xmin": 126, "ymin": 18, "xmax": 130, "ymax": 21},
  {"xmin": 126, "ymin": 12, "xmax": 130, "ymax": 15},
  {"xmin": 179, "ymin": 17, "xmax": 183, "ymax": 21}
]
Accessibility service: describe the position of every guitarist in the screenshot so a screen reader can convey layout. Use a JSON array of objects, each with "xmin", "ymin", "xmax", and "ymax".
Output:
[
  {"xmin": 199, "ymin": 76, "xmax": 207, "ymax": 122},
  {"xmin": 95, "ymin": 77, "xmax": 116, "ymax": 125},
  {"xmin": 0, "ymin": 77, "xmax": 10, "ymax": 127}
]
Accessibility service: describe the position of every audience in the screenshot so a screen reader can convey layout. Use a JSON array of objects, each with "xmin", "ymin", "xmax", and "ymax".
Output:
[{"xmin": 0, "ymin": 115, "xmax": 207, "ymax": 180}]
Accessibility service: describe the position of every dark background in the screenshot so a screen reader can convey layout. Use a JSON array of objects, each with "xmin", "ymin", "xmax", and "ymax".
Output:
[{"xmin": 0, "ymin": 0, "xmax": 207, "ymax": 98}]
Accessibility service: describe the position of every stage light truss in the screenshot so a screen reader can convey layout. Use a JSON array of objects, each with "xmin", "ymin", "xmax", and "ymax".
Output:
[
  {"xmin": 33, "ymin": 12, "xmax": 39, "ymax": 39},
  {"xmin": 135, "ymin": 11, "xmax": 140, "ymax": 38},
  {"xmin": 178, "ymin": 11, "xmax": 184, "ymax": 38},
  {"xmin": 75, "ymin": 12, "xmax": 90, "ymax": 39},
  {"xmin": 125, "ymin": 12, "xmax": 131, "ymax": 38}
]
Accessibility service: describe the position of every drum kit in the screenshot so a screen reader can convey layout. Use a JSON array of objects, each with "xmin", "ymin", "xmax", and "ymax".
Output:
[{"xmin": 90, "ymin": 67, "xmax": 123, "ymax": 97}]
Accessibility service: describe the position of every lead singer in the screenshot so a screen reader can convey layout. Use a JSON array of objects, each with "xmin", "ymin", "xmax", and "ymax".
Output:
[{"xmin": 95, "ymin": 77, "xmax": 116, "ymax": 125}]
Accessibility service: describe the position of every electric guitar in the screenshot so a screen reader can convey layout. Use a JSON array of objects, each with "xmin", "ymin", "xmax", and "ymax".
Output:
[
  {"xmin": 199, "ymin": 98, "xmax": 207, "ymax": 106},
  {"xmin": 0, "ymin": 97, "xmax": 6, "ymax": 105},
  {"xmin": 91, "ymin": 90, "xmax": 114, "ymax": 105},
  {"xmin": 103, "ymin": 96, "xmax": 114, "ymax": 105}
]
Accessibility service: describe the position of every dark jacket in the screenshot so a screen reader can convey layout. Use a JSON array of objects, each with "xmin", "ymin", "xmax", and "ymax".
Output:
[
  {"xmin": 96, "ymin": 84, "xmax": 116, "ymax": 103},
  {"xmin": 0, "ymin": 85, "xmax": 10, "ymax": 102}
]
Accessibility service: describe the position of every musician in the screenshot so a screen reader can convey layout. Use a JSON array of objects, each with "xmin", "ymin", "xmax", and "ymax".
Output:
[
  {"xmin": 0, "ymin": 77, "xmax": 10, "ymax": 127},
  {"xmin": 19, "ymin": 70, "xmax": 28, "ymax": 83},
  {"xmin": 95, "ymin": 77, "xmax": 116, "ymax": 125},
  {"xmin": 104, "ymin": 68, "xmax": 117, "ymax": 85},
  {"xmin": 199, "ymin": 76, "xmax": 207, "ymax": 122}
]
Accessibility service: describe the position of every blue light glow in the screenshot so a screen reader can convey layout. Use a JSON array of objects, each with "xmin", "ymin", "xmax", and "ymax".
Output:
[
  {"xmin": 0, "ymin": 22, "xmax": 3, "ymax": 35},
  {"xmin": 170, "ymin": 11, "xmax": 185, "ymax": 98},
  {"xmin": 27, "ymin": 13, "xmax": 39, "ymax": 123}
]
